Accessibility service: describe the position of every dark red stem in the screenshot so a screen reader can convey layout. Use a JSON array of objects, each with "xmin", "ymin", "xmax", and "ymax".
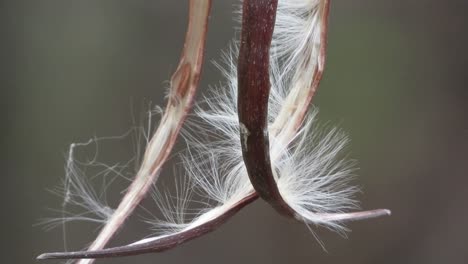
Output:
[
  {"xmin": 237, "ymin": 0, "xmax": 295, "ymax": 217},
  {"xmin": 37, "ymin": 194, "xmax": 258, "ymax": 259}
]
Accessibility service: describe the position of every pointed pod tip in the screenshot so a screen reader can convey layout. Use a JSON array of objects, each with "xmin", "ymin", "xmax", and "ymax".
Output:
[
  {"xmin": 36, "ymin": 253, "xmax": 48, "ymax": 260},
  {"xmin": 362, "ymin": 208, "xmax": 392, "ymax": 219},
  {"xmin": 36, "ymin": 252, "xmax": 66, "ymax": 260}
]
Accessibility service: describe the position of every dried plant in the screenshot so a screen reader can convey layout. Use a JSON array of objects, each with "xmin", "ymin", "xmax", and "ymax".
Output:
[{"xmin": 38, "ymin": 0, "xmax": 389, "ymax": 261}]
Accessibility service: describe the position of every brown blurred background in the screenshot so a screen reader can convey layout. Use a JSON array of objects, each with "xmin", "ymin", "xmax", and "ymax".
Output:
[{"xmin": 2, "ymin": 1, "xmax": 468, "ymax": 263}]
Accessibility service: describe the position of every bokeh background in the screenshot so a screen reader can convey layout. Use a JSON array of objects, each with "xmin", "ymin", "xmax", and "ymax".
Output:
[{"xmin": 3, "ymin": 1, "xmax": 468, "ymax": 263}]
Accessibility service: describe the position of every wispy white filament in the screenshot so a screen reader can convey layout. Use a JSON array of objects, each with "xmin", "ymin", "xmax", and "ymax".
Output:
[{"xmin": 143, "ymin": 0, "xmax": 358, "ymax": 238}]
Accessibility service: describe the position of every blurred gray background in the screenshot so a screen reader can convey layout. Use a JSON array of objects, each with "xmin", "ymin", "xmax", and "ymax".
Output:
[{"xmin": 3, "ymin": 1, "xmax": 468, "ymax": 263}]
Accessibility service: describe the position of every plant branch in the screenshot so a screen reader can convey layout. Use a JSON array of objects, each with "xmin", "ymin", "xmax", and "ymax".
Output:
[
  {"xmin": 237, "ymin": 0, "xmax": 295, "ymax": 217},
  {"xmin": 37, "ymin": 194, "xmax": 257, "ymax": 259}
]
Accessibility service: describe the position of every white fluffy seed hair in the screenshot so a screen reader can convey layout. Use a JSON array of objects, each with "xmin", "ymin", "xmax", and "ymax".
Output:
[
  {"xmin": 38, "ymin": 110, "xmax": 156, "ymax": 230},
  {"xmin": 39, "ymin": 140, "xmax": 116, "ymax": 232},
  {"xmin": 43, "ymin": 0, "xmax": 358, "ymax": 247},
  {"xmin": 142, "ymin": 0, "xmax": 358, "ymax": 240}
]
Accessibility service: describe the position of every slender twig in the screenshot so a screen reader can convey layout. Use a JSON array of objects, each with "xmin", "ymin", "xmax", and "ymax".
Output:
[
  {"xmin": 237, "ymin": 0, "xmax": 295, "ymax": 217},
  {"xmin": 37, "ymin": 194, "xmax": 257, "ymax": 259},
  {"xmin": 64, "ymin": 2, "xmax": 211, "ymax": 263}
]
